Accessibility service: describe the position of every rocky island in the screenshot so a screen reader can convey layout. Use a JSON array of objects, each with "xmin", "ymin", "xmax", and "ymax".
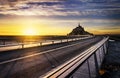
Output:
[{"xmin": 69, "ymin": 23, "xmax": 92, "ymax": 35}]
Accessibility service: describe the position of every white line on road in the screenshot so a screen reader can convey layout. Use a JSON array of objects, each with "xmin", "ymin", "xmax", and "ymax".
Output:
[
  {"xmin": 0, "ymin": 39, "xmax": 89, "ymax": 65},
  {"xmin": 0, "ymin": 36, "xmax": 92, "ymax": 52}
]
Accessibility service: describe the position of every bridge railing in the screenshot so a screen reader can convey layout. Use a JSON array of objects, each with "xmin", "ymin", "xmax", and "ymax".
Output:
[
  {"xmin": 0, "ymin": 36, "xmax": 93, "ymax": 52},
  {"xmin": 42, "ymin": 37, "xmax": 109, "ymax": 78}
]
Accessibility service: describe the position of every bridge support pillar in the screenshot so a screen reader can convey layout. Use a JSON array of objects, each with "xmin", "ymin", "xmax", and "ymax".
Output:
[{"xmin": 94, "ymin": 52, "xmax": 100, "ymax": 78}]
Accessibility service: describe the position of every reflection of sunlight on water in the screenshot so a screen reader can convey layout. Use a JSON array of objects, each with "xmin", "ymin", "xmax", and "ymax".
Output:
[
  {"xmin": 17, "ymin": 36, "xmax": 45, "ymax": 44},
  {"xmin": 23, "ymin": 36, "xmax": 40, "ymax": 42}
]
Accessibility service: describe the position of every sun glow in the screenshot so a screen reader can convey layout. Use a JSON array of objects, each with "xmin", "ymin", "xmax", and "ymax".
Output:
[{"xmin": 24, "ymin": 28, "xmax": 38, "ymax": 36}]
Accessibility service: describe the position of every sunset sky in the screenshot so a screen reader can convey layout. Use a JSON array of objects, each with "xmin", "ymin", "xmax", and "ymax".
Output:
[{"xmin": 0, "ymin": 0, "xmax": 120, "ymax": 35}]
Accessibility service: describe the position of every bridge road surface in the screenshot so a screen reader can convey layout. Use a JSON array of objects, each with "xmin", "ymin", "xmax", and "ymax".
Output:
[{"xmin": 0, "ymin": 36, "xmax": 103, "ymax": 78}]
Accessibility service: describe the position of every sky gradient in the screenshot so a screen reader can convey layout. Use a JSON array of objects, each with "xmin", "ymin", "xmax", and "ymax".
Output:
[{"xmin": 0, "ymin": 0, "xmax": 120, "ymax": 35}]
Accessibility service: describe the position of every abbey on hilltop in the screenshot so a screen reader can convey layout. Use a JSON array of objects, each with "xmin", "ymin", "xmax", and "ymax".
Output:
[{"xmin": 68, "ymin": 23, "xmax": 92, "ymax": 35}]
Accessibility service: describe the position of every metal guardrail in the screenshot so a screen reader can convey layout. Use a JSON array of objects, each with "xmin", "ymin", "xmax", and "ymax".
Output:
[
  {"xmin": 0, "ymin": 36, "xmax": 93, "ymax": 52},
  {"xmin": 42, "ymin": 37, "xmax": 109, "ymax": 78}
]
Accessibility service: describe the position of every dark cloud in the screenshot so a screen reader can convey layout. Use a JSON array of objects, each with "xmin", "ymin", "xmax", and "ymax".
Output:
[{"xmin": 0, "ymin": 0, "xmax": 120, "ymax": 20}]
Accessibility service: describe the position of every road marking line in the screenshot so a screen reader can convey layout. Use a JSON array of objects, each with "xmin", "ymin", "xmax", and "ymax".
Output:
[
  {"xmin": 0, "ymin": 38, "xmax": 92, "ymax": 65},
  {"xmin": 0, "ymin": 37, "xmax": 92, "ymax": 52}
]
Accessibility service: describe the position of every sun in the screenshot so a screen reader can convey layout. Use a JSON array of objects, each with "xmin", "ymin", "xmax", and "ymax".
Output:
[{"xmin": 24, "ymin": 28, "xmax": 37, "ymax": 35}]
